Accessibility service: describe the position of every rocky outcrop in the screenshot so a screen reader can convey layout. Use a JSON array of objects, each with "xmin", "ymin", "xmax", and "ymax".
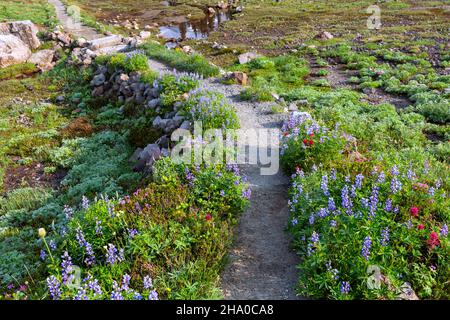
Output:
[
  {"xmin": 28, "ymin": 49, "xmax": 56, "ymax": 71},
  {"xmin": 0, "ymin": 20, "xmax": 41, "ymax": 49},
  {"xmin": 0, "ymin": 34, "xmax": 31, "ymax": 68},
  {"xmin": 238, "ymin": 52, "xmax": 260, "ymax": 64}
]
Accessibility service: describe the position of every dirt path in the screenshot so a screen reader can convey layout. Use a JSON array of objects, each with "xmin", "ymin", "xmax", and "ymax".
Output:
[{"xmin": 48, "ymin": 0, "xmax": 100, "ymax": 40}]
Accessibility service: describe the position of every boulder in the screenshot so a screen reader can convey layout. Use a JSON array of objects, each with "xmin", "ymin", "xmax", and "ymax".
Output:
[
  {"xmin": 0, "ymin": 20, "xmax": 41, "ymax": 49},
  {"xmin": 238, "ymin": 52, "xmax": 260, "ymax": 64},
  {"xmin": 139, "ymin": 31, "xmax": 151, "ymax": 39},
  {"xmin": 91, "ymin": 73, "xmax": 106, "ymax": 87},
  {"xmin": 87, "ymin": 35, "xmax": 123, "ymax": 50},
  {"xmin": 138, "ymin": 143, "xmax": 161, "ymax": 167},
  {"xmin": 232, "ymin": 71, "xmax": 248, "ymax": 85},
  {"xmin": 28, "ymin": 49, "xmax": 55, "ymax": 71},
  {"xmin": 396, "ymin": 282, "xmax": 419, "ymax": 300},
  {"xmin": 0, "ymin": 34, "xmax": 31, "ymax": 68}
]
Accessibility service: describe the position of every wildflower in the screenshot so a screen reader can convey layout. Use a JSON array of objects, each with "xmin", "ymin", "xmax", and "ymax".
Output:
[
  {"xmin": 384, "ymin": 198, "xmax": 392, "ymax": 212},
  {"xmin": 361, "ymin": 236, "xmax": 372, "ymax": 261},
  {"xmin": 390, "ymin": 165, "xmax": 399, "ymax": 176},
  {"xmin": 122, "ymin": 274, "xmax": 131, "ymax": 291},
  {"xmin": 143, "ymin": 276, "xmax": 153, "ymax": 290},
  {"xmin": 63, "ymin": 205, "xmax": 74, "ymax": 220},
  {"xmin": 128, "ymin": 228, "xmax": 138, "ymax": 238},
  {"xmin": 317, "ymin": 208, "xmax": 328, "ymax": 218},
  {"xmin": 377, "ymin": 171, "xmax": 385, "ymax": 184},
  {"xmin": 46, "ymin": 276, "xmax": 61, "ymax": 300},
  {"xmin": 380, "ymin": 227, "xmax": 390, "ymax": 247},
  {"xmin": 390, "ymin": 177, "xmax": 402, "ymax": 194},
  {"xmin": 242, "ymin": 188, "xmax": 252, "ymax": 200},
  {"xmin": 321, "ymin": 175, "xmax": 329, "ymax": 196},
  {"xmin": 393, "ymin": 205, "xmax": 400, "ymax": 214},
  {"xmin": 87, "ymin": 278, "xmax": 102, "ymax": 296},
  {"xmin": 133, "ymin": 292, "xmax": 143, "ymax": 300},
  {"xmin": 418, "ymin": 224, "xmax": 424, "ymax": 230},
  {"xmin": 427, "ymin": 232, "xmax": 440, "ymax": 249},
  {"xmin": 205, "ymin": 214, "xmax": 212, "ymax": 221},
  {"xmin": 291, "ymin": 218, "xmax": 298, "ymax": 226},
  {"xmin": 108, "ymin": 204, "xmax": 115, "ymax": 218},
  {"xmin": 106, "ymin": 244, "xmax": 123, "ymax": 265},
  {"xmin": 440, "ymin": 224, "xmax": 448, "ymax": 237},
  {"xmin": 306, "ymin": 243, "xmax": 315, "ymax": 256},
  {"xmin": 40, "ymin": 249, "xmax": 47, "ymax": 261},
  {"xmin": 148, "ymin": 290, "xmax": 159, "ymax": 300},
  {"xmin": 330, "ymin": 220, "xmax": 337, "ymax": 228},
  {"xmin": 340, "ymin": 281, "xmax": 350, "ymax": 295},
  {"xmin": 309, "ymin": 214, "xmax": 315, "ymax": 225},
  {"xmin": 81, "ymin": 196, "xmax": 90, "ymax": 210},
  {"xmin": 38, "ymin": 228, "xmax": 46, "ymax": 238},
  {"xmin": 303, "ymin": 139, "xmax": 308, "ymax": 145},
  {"xmin": 309, "ymin": 139, "xmax": 314, "ymax": 146},
  {"xmin": 84, "ymin": 243, "xmax": 96, "ymax": 266},
  {"xmin": 330, "ymin": 169, "xmax": 337, "ymax": 181},
  {"xmin": 341, "ymin": 185, "xmax": 353, "ymax": 216},
  {"xmin": 61, "ymin": 251, "xmax": 74, "ymax": 285},
  {"xmin": 406, "ymin": 219, "xmax": 413, "ymax": 229},
  {"xmin": 406, "ymin": 168, "xmax": 416, "ymax": 181},
  {"xmin": 219, "ymin": 190, "xmax": 225, "ymax": 197},
  {"xmin": 369, "ymin": 186, "xmax": 379, "ymax": 219},
  {"xmin": 355, "ymin": 174, "xmax": 364, "ymax": 189},
  {"xmin": 311, "ymin": 231, "xmax": 320, "ymax": 244},
  {"xmin": 428, "ymin": 187, "xmax": 435, "ymax": 197},
  {"xmin": 410, "ymin": 207, "xmax": 419, "ymax": 217},
  {"xmin": 74, "ymin": 287, "xmax": 88, "ymax": 300},
  {"xmin": 360, "ymin": 198, "xmax": 369, "ymax": 208},
  {"xmin": 328, "ymin": 197, "xmax": 336, "ymax": 212},
  {"xmin": 95, "ymin": 219, "xmax": 103, "ymax": 235}
]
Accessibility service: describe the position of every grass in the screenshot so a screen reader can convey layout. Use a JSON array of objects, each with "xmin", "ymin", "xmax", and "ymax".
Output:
[
  {"xmin": 0, "ymin": 0, "xmax": 56, "ymax": 26},
  {"xmin": 140, "ymin": 41, "xmax": 220, "ymax": 77},
  {"xmin": 0, "ymin": 63, "xmax": 39, "ymax": 81}
]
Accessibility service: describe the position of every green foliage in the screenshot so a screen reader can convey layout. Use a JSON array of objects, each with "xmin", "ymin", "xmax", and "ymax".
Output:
[
  {"xmin": 0, "ymin": 63, "xmax": 38, "ymax": 81},
  {"xmin": 158, "ymin": 73, "xmax": 199, "ymax": 109},
  {"xmin": 140, "ymin": 42, "xmax": 219, "ymax": 77}
]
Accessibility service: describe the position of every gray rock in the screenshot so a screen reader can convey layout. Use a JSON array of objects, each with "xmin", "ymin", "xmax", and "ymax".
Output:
[
  {"xmin": 87, "ymin": 35, "xmax": 123, "ymax": 50},
  {"xmin": 129, "ymin": 148, "xmax": 143, "ymax": 163},
  {"xmin": 0, "ymin": 20, "xmax": 41, "ymax": 49},
  {"xmin": 179, "ymin": 120, "xmax": 191, "ymax": 130},
  {"xmin": 396, "ymin": 282, "xmax": 419, "ymax": 300},
  {"xmin": 138, "ymin": 143, "xmax": 161, "ymax": 167},
  {"xmin": 0, "ymin": 34, "xmax": 31, "ymax": 68},
  {"xmin": 28, "ymin": 49, "xmax": 55, "ymax": 71},
  {"xmin": 152, "ymin": 116, "xmax": 162, "ymax": 128},
  {"xmin": 238, "ymin": 52, "xmax": 260, "ymax": 64},
  {"xmin": 288, "ymin": 103, "xmax": 298, "ymax": 111},
  {"xmin": 55, "ymin": 95, "xmax": 65, "ymax": 104},
  {"xmin": 91, "ymin": 73, "xmax": 106, "ymax": 87},
  {"xmin": 147, "ymin": 98, "xmax": 160, "ymax": 109}
]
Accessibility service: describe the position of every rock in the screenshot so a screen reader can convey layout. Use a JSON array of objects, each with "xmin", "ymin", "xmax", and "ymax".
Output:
[
  {"xmin": 87, "ymin": 35, "xmax": 123, "ymax": 50},
  {"xmin": 139, "ymin": 31, "xmax": 151, "ymax": 39},
  {"xmin": 92, "ymin": 86, "xmax": 104, "ymax": 97},
  {"xmin": 288, "ymin": 102, "xmax": 298, "ymax": 111},
  {"xmin": 0, "ymin": 34, "xmax": 31, "ymax": 68},
  {"xmin": 0, "ymin": 20, "xmax": 41, "ymax": 49},
  {"xmin": 91, "ymin": 73, "xmax": 106, "ymax": 87},
  {"xmin": 271, "ymin": 92, "xmax": 280, "ymax": 101},
  {"xmin": 138, "ymin": 143, "xmax": 161, "ymax": 167},
  {"xmin": 232, "ymin": 71, "xmax": 248, "ymax": 85},
  {"xmin": 94, "ymin": 44, "xmax": 128, "ymax": 55},
  {"xmin": 56, "ymin": 31, "xmax": 72, "ymax": 46},
  {"xmin": 315, "ymin": 31, "xmax": 334, "ymax": 40},
  {"xmin": 397, "ymin": 282, "xmax": 419, "ymax": 300},
  {"xmin": 76, "ymin": 37, "xmax": 87, "ymax": 47},
  {"xmin": 129, "ymin": 148, "xmax": 143, "ymax": 163},
  {"xmin": 235, "ymin": 6, "xmax": 243, "ymax": 13},
  {"xmin": 119, "ymin": 73, "xmax": 130, "ymax": 82},
  {"xmin": 146, "ymin": 98, "xmax": 161, "ymax": 109},
  {"xmin": 363, "ymin": 87, "xmax": 376, "ymax": 95},
  {"xmin": 207, "ymin": 7, "xmax": 216, "ymax": 15},
  {"xmin": 238, "ymin": 52, "xmax": 260, "ymax": 64},
  {"xmin": 179, "ymin": 120, "xmax": 191, "ymax": 130},
  {"xmin": 152, "ymin": 116, "xmax": 162, "ymax": 128},
  {"xmin": 182, "ymin": 45, "xmax": 193, "ymax": 54},
  {"xmin": 144, "ymin": 25, "xmax": 152, "ymax": 30},
  {"xmin": 55, "ymin": 95, "xmax": 65, "ymax": 104},
  {"xmin": 28, "ymin": 49, "xmax": 55, "ymax": 71}
]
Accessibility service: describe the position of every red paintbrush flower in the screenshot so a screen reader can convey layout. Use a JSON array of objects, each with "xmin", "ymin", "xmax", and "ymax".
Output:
[
  {"xmin": 205, "ymin": 214, "xmax": 212, "ymax": 221},
  {"xmin": 410, "ymin": 207, "xmax": 419, "ymax": 217},
  {"xmin": 303, "ymin": 139, "xmax": 308, "ymax": 145},
  {"xmin": 418, "ymin": 224, "xmax": 424, "ymax": 230},
  {"xmin": 427, "ymin": 232, "xmax": 440, "ymax": 249},
  {"xmin": 309, "ymin": 139, "xmax": 314, "ymax": 146}
]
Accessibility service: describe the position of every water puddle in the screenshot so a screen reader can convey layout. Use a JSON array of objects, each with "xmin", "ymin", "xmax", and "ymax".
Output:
[{"xmin": 158, "ymin": 9, "xmax": 232, "ymax": 42}]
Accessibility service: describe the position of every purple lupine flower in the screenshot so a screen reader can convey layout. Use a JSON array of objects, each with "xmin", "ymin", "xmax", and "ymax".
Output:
[
  {"xmin": 328, "ymin": 197, "xmax": 336, "ymax": 212},
  {"xmin": 306, "ymin": 243, "xmax": 315, "ymax": 256},
  {"xmin": 311, "ymin": 231, "xmax": 320, "ymax": 244},
  {"xmin": 377, "ymin": 171, "xmax": 386, "ymax": 184},
  {"xmin": 128, "ymin": 228, "xmax": 138, "ymax": 239},
  {"xmin": 393, "ymin": 205, "xmax": 400, "ymax": 214},
  {"xmin": 87, "ymin": 278, "xmax": 102, "ymax": 296},
  {"xmin": 74, "ymin": 287, "xmax": 88, "ymax": 300},
  {"xmin": 340, "ymin": 281, "xmax": 350, "ymax": 295},
  {"xmin": 242, "ymin": 188, "xmax": 252, "ymax": 200},
  {"xmin": 95, "ymin": 219, "xmax": 103, "ymax": 235},
  {"xmin": 63, "ymin": 205, "xmax": 74, "ymax": 220},
  {"xmin": 407, "ymin": 168, "xmax": 416, "ymax": 181},
  {"xmin": 380, "ymin": 227, "xmax": 390, "ymax": 247},
  {"xmin": 291, "ymin": 218, "xmax": 298, "ymax": 226},
  {"xmin": 361, "ymin": 236, "xmax": 372, "ymax": 261},
  {"xmin": 61, "ymin": 251, "xmax": 74, "ymax": 285},
  {"xmin": 76, "ymin": 227, "xmax": 87, "ymax": 247},
  {"xmin": 440, "ymin": 224, "xmax": 448, "ymax": 237},
  {"xmin": 350, "ymin": 185, "xmax": 357, "ymax": 198},
  {"xmin": 143, "ymin": 276, "xmax": 153, "ymax": 290},
  {"xmin": 108, "ymin": 203, "xmax": 115, "ymax": 218},
  {"xmin": 111, "ymin": 291, "xmax": 124, "ymax": 300},
  {"xmin": 360, "ymin": 198, "xmax": 369, "ymax": 208},
  {"xmin": 331, "ymin": 269, "xmax": 339, "ymax": 280},
  {"xmin": 219, "ymin": 190, "xmax": 225, "ymax": 197},
  {"xmin": 121, "ymin": 274, "xmax": 131, "ymax": 291},
  {"xmin": 133, "ymin": 292, "xmax": 143, "ymax": 300},
  {"xmin": 309, "ymin": 214, "xmax": 315, "ymax": 225},
  {"xmin": 106, "ymin": 244, "xmax": 123, "ymax": 265},
  {"xmin": 317, "ymin": 208, "xmax": 328, "ymax": 218},
  {"xmin": 391, "ymin": 165, "xmax": 399, "ymax": 176},
  {"xmin": 341, "ymin": 185, "xmax": 353, "ymax": 215},
  {"xmin": 384, "ymin": 198, "xmax": 392, "ymax": 212},
  {"xmin": 435, "ymin": 179, "xmax": 441, "ymax": 189},
  {"xmin": 81, "ymin": 196, "xmax": 90, "ymax": 210},
  {"xmin": 84, "ymin": 243, "xmax": 96, "ymax": 266},
  {"xmin": 46, "ymin": 276, "xmax": 61, "ymax": 300},
  {"xmin": 355, "ymin": 174, "xmax": 364, "ymax": 189},
  {"xmin": 390, "ymin": 177, "xmax": 402, "ymax": 194},
  {"xmin": 406, "ymin": 219, "xmax": 413, "ymax": 229},
  {"xmin": 428, "ymin": 187, "xmax": 435, "ymax": 197},
  {"xmin": 148, "ymin": 290, "xmax": 159, "ymax": 300},
  {"xmin": 40, "ymin": 249, "xmax": 47, "ymax": 261},
  {"xmin": 330, "ymin": 168, "xmax": 337, "ymax": 181},
  {"xmin": 423, "ymin": 160, "xmax": 429, "ymax": 174},
  {"xmin": 321, "ymin": 175, "xmax": 329, "ymax": 196},
  {"xmin": 330, "ymin": 220, "xmax": 337, "ymax": 228},
  {"xmin": 369, "ymin": 186, "xmax": 379, "ymax": 220}
]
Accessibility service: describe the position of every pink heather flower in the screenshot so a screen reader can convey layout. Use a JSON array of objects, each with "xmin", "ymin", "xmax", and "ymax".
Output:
[
  {"xmin": 418, "ymin": 224, "xmax": 425, "ymax": 230},
  {"xmin": 427, "ymin": 232, "xmax": 440, "ymax": 249},
  {"xmin": 410, "ymin": 207, "xmax": 419, "ymax": 217}
]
